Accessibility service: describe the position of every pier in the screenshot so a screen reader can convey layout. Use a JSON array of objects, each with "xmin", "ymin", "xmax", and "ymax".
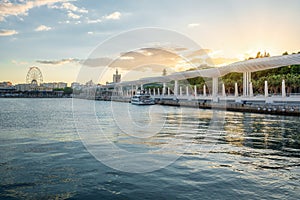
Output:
[
  {"xmin": 79, "ymin": 53, "xmax": 300, "ymax": 116},
  {"xmin": 104, "ymin": 95, "xmax": 300, "ymax": 116}
]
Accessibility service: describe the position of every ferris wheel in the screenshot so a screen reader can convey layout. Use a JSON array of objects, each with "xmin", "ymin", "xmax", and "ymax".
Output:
[{"xmin": 26, "ymin": 67, "xmax": 43, "ymax": 86}]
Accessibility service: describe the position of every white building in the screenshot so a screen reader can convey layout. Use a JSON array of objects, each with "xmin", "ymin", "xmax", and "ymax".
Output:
[
  {"xmin": 15, "ymin": 84, "xmax": 31, "ymax": 91},
  {"xmin": 58, "ymin": 82, "xmax": 67, "ymax": 89},
  {"xmin": 41, "ymin": 82, "xmax": 68, "ymax": 89},
  {"xmin": 71, "ymin": 82, "xmax": 80, "ymax": 88}
]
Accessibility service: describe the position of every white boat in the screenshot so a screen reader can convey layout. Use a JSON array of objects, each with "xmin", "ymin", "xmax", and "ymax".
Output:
[{"xmin": 131, "ymin": 93, "xmax": 155, "ymax": 105}]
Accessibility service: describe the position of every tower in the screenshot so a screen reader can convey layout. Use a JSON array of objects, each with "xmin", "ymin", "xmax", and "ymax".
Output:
[{"xmin": 113, "ymin": 69, "xmax": 121, "ymax": 83}]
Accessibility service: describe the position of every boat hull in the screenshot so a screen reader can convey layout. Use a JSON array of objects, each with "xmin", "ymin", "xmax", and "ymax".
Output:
[{"xmin": 131, "ymin": 100, "xmax": 155, "ymax": 105}]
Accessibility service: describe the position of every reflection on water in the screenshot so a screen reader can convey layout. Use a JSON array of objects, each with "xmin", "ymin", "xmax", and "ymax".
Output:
[{"xmin": 0, "ymin": 99, "xmax": 299, "ymax": 199}]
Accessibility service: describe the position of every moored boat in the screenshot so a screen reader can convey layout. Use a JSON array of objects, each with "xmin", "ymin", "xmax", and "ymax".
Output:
[{"xmin": 131, "ymin": 92, "xmax": 155, "ymax": 105}]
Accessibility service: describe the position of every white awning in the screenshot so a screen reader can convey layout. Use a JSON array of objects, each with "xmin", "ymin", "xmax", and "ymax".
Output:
[{"xmin": 113, "ymin": 54, "xmax": 300, "ymax": 86}]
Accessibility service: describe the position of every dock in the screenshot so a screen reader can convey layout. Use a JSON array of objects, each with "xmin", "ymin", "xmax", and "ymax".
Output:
[{"xmin": 98, "ymin": 95, "xmax": 300, "ymax": 116}]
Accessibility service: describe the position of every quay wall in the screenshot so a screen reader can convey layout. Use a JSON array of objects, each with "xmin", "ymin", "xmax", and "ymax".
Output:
[{"xmin": 99, "ymin": 96, "xmax": 300, "ymax": 116}]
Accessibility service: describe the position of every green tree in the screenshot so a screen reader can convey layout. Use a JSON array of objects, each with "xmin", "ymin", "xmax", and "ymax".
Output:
[{"xmin": 63, "ymin": 87, "xmax": 73, "ymax": 95}]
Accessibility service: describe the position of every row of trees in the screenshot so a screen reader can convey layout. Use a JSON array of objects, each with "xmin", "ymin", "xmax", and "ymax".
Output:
[
  {"xmin": 222, "ymin": 51, "xmax": 300, "ymax": 95},
  {"xmin": 53, "ymin": 87, "xmax": 73, "ymax": 95},
  {"xmin": 221, "ymin": 73, "xmax": 300, "ymax": 95}
]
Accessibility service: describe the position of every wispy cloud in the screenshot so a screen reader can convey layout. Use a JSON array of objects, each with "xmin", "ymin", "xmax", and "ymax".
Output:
[
  {"xmin": 50, "ymin": 1, "xmax": 88, "ymax": 20},
  {"xmin": 187, "ymin": 49, "xmax": 211, "ymax": 58},
  {"xmin": 206, "ymin": 57, "xmax": 240, "ymax": 66},
  {"xmin": 11, "ymin": 60, "xmax": 28, "ymax": 65},
  {"xmin": 188, "ymin": 23, "xmax": 200, "ymax": 28},
  {"xmin": 85, "ymin": 11, "xmax": 121, "ymax": 25},
  {"xmin": 109, "ymin": 48, "xmax": 185, "ymax": 72},
  {"xmin": 77, "ymin": 49, "xmax": 182, "ymax": 72},
  {"xmin": 36, "ymin": 58, "xmax": 80, "ymax": 65},
  {"xmin": 87, "ymin": 18, "xmax": 102, "ymax": 24},
  {"xmin": 119, "ymin": 56, "xmax": 134, "ymax": 60},
  {"xmin": 0, "ymin": 29, "xmax": 18, "ymax": 36},
  {"xmin": 35, "ymin": 25, "xmax": 52, "ymax": 32},
  {"xmin": 0, "ymin": 0, "xmax": 66, "ymax": 21},
  {"xmin": 34, "ymin": 47, "xmax": 190, "ymax": 73},
  {"xmin": 67, "ymin": 12, "xmax": 81, "ymax": 19},
  {"xmin": 105, "ymin": 11, "xmax": 121, "ymax": 20},
  {"xmin": 59, "ymin": 2, "xmax": 88, "ymax": 13},
  {"xmin": 81, "ymin": 57, "xmax": 113, "ymax": 67},
  {"xmin": 36, "ymin": 57, "xmax": 113, "ymax": 67}
]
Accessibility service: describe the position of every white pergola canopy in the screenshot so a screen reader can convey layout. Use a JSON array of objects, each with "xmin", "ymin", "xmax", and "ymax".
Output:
[{"xmin": 115, "ymin": 54, "xmax": 300, "ymax": 86}]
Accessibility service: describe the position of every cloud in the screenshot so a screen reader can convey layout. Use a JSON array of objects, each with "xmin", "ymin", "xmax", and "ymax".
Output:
[
  {"xmin": 109, "ymin": 48, "xmax": 186, "ymax": 72},
  {"xmin": 205, "ymin": 57, "xmax": 240, "ymax": 65},
  {"xmin": 173, "ymin": 47, "xmax": 188, "ymax": 52},
  {"xmin": 35, "ymin": 25, "xmax": 52, "ymax": 32},
  {"xmin": 0, "ymin": 29, "xmax": 18, "ymax": 36},
  {"xmin": 60, "ymin": 2, "xmax": 88, "ymax": 13},
  {"xmin": 188, "ymin": 23, "xmax": 200, "ymax": 28},
  {"xmin": 87, "ymin": 18, "xmax": 102, "ymax": 24},
  {"xmin": 0, "ymin": 0, "xmax": 66, "ymax": 21},
  {"xmin": 50, "ymin": 2, "xmax": 88, "ymax": 20},
  {"xmin": 105, "ymin": 11, "xmax": 121, "ymax": 20},
  {"xmin": 67, "ymin": 12, "xmax": 81, "ymax": 19},
  {"xmin": 189, "ymin": 58, "xmax": 204, "ymax": 64},
  {"xmin": 36, "ymin": 57, "xmax": 113, "ymax": 67},
  {"xmin": 58, "ymin": 20, "xmax": 70, "ymax": 24},
  {"xmin": 119, "ymin": 56, "xmax": 134, "ymax": 60},
  {"xmin": 11, "ymin": 60, "xmax": 28, "ymax": 65},
  {"xmin": 81, "ymin": 57, "xmax": 113, "ymax": 67},
  {"xmin": 36, "ymin": 58, "xmax": 80, "ymax": 65},
  {"xmin": 187, "ymin": 49, "xmax": 212, "ymax": 58},
  {"xmin": 34, "ymin": 47, "xmax": 194, "ymax": 73}
]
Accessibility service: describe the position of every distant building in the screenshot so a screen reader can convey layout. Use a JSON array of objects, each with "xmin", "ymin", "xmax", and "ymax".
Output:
[
  {"xmin": 0, "ymin": 81, "xmax": 12, "ymax": 88},
  {"xmin": 15, "ymin": 84, "xmax": 31, "ymax": 91},
  {"xmin": 41, "ymin": 83, "xmax": 55, "ymax": 89},
  {"xmin": 58, "ymin": 82, "xmax": 67, "ymax": 89},
  {"xmin": 71, "ymin": 82, "xmax": 80, "ymax": 89},
  {"xmin": 162, "ymin": 68, "xmax": 167, "ymax": 76},
  {"xmin": 0, "ymin": 82, "xmax": 15, "ymax": 94},
  {"xmin": 40, "ymin": 82, "xmax": 67, "ymax": 89},
  {"xmin": 86, "ymin": 80, "xmax": 95, "ymax": 87},
  {"xmin": 113, "ymin": 69, "xmax": 121, "ymax": 83}
]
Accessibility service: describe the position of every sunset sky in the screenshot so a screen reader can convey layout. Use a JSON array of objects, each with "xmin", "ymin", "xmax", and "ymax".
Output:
[{"xmin": 1, "ymin": 0, "xmax": 300, "ymax": 84}]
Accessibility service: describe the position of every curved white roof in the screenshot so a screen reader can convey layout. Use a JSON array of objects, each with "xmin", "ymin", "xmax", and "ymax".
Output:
[{"xmin": 116, "ymin": 54, "xmax": 300, "ymax": 86}]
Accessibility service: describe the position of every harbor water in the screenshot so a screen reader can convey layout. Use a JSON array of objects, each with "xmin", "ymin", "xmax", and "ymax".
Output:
[{"xmin": 0, "ymin": 98, "xmax": 299, "ymax": 199}]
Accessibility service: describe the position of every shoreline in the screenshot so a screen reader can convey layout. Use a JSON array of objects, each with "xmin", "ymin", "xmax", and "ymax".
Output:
[
  {"xmin": 1, "ymin": 97, "xmax": 299, "ymax": 116},
  {"xmin": 112, "ymin": 97, "xmax": 300, "ymax": 116}
]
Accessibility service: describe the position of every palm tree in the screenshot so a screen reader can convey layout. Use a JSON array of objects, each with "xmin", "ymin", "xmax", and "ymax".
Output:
[
  {"xmin": 267, "ymin": 75, "xmax": 281, "ymax": 95},
  {"xmin": 285, "ymin": 74, "xmax": 293, "ymax": 95}
]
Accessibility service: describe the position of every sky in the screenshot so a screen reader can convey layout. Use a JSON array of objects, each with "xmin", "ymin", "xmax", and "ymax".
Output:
[{"xmin": 0, "ymin": 0, "xmax": 300, "ymax": 85}]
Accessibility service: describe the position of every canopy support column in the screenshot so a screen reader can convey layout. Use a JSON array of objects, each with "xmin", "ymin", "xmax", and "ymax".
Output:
[
  {"xmin": 234, "ymin": 82, "xmax": 238, "ymax": 97},
  {"xmin": 180, "ymin": 86, "xmax": 182, "ymax": 96},
  {"xmin": 212, "ymin": 77, "xmax": 218, "ymax": 97},
  {"xmin": 162, "ymin": 83, "xmax": 166, "ymax": 96},
  {"xmin": 282, "ymin": 80, "xmax": 286, "ymax": 97},
  {"xmin": 174, "ymin": 80, "xmax": 178, "ymax": 96},
  {"xmin": 186, "ymin": 86, "xmax": 189, "ymax": 97},
  {"xmin": 243, "ymin": 72, "xmax": 251, "ymax": 96},
  {"xmin": 265, "ymin": 81, "xmax": 268, "ymax": 97}
]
